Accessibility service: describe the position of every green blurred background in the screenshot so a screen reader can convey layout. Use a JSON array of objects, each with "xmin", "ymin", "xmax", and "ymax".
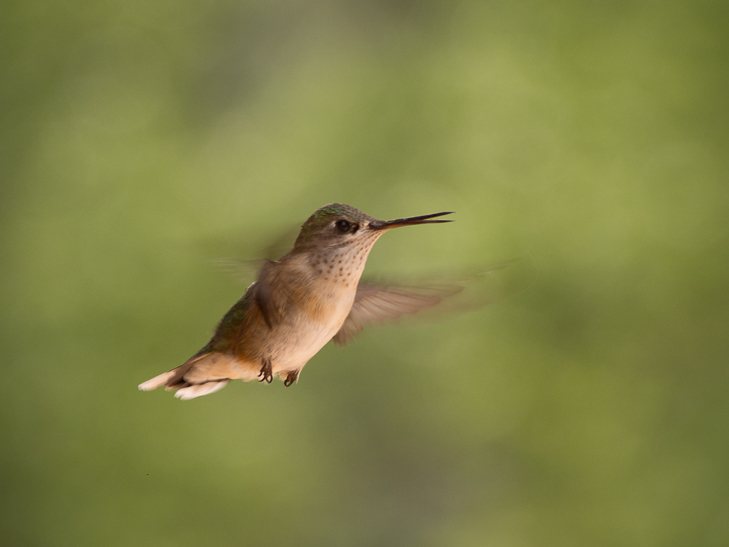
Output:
[{"xmin": 2, "ymin": 0, "xmax": 728, "ymax": 545}]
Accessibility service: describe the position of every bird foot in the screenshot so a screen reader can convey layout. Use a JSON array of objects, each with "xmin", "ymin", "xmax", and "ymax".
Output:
[
  {"xmin": 283, "ymin": 370, "xmax": 299, "ymax": 387},
  {"xmin": 258, "ymin": 359, "xmax": 273, "ymax": 384}
]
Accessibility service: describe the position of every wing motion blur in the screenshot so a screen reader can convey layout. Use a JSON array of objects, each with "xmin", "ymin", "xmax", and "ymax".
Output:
[
  {"xmin": 333, "ymin": 282, "xmax": 464, "ymax": 345},
  {"xmin": 333, "ymin": 258, "xmax": 533, "ymax": 344}
]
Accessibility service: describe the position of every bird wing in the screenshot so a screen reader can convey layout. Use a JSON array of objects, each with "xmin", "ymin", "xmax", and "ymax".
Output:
[
  {"xmin": 332, "ymin": 282, "xmax": 464, "ymax": 345},
  {"xmin": 253, "ymin": 259, "xmax": 281, "ymax": 328}
]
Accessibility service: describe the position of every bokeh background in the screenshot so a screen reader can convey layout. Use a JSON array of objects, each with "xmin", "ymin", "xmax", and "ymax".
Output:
[{"xmin": 2, "ymin": 1, "xmax": 728, "ymax": 545}]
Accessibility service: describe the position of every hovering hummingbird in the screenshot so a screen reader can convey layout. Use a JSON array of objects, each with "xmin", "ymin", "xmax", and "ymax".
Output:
[{"xmin": 139, "ymin": 203, "xmax": 457, "ymax": 400}]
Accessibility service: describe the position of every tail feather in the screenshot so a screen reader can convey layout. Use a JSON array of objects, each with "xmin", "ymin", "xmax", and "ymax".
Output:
[
  {"xmin": 174, "ymin": 380, "xmax": 229, "ymax": 400},
  {"xmin": 138, "ymin": 352, "xmax": 259, "ymax": 400},
  {"xmin": 138, "ymin": 370, "xmax": 177, "ymax": 391}
]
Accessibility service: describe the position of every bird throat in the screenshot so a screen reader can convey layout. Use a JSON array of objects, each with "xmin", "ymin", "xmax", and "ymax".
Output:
[{"xmin": 309, "ymin": 232, "xmax": 384, "ymax": 290}]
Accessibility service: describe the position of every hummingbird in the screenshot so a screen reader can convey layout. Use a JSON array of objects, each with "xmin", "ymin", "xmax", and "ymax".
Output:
[{"xmin": 138, "ymin": 203, "xmax": 457, "ymax": 400}]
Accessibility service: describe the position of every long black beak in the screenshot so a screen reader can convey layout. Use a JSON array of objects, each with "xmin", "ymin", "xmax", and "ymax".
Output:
[{"xmin": 369, "ymin": 211, "xmax": 454, "ymax": 230}]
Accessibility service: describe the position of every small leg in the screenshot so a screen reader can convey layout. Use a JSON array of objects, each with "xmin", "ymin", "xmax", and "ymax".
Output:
[
  {"xmin": 258, "ymin": 358, "xmax": 273, "ymax": 384},
  {"xmin": 283, "ymin": 370, "xmax": 299, "ymax": 387}
]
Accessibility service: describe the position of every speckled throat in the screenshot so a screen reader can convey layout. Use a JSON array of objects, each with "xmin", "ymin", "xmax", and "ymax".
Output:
[{"xmin": 307, "ymin": 228, "xmax": 385, "ymax": 287}]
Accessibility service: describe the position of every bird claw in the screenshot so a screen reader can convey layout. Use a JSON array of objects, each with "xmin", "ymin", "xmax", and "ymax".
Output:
[
  {"xmin": 258, "ymin": 359, "xmax": 273, "ymax": 383},
  {"xmin": 283, "ymin": 370, "xmax": 299, "ymax": 387}
]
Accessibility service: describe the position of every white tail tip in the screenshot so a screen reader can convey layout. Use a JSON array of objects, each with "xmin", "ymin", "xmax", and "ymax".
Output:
[
  {"xmin": 138, "ymin": 370, "xmax": 177, "ymax": 391},
  {"xmin": 174, "ymin": 381, "xmax": 229, "ymax": 400}
]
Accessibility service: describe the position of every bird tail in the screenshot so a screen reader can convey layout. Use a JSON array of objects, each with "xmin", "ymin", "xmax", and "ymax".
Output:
[{"xmin": 138, "ymin": 352, "xmax": 259, "ymax": 400}]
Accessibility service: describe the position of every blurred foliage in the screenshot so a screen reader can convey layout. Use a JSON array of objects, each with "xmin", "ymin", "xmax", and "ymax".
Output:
[{"xmin": 1, "ymin": 0, "xmax": 728, "ymax": 545}]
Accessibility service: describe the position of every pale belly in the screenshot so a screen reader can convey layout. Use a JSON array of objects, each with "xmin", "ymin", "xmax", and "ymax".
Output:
[{"xmin": 265, "ymin": 286, "xmax": 355, "ymax": 376}]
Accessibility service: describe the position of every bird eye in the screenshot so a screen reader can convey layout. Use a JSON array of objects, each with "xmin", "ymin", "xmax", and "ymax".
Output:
[{"xmin": 335, "ymin": 219, "xmax": 351, "ymax": 233}]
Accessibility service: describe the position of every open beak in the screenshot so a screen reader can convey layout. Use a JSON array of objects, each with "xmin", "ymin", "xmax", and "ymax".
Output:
[{"xmin": 369, "ymin": 211, "xmax": 454, "ymax": 230}]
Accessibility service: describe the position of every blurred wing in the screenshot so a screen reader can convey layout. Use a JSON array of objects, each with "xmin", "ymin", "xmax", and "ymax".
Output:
[
  {"xmin": 332, "ymin": 282, "xmax": 464, "ymax": 345},
  {"xmin": 332, "ymin": 258, "xmax": 536, "ymax": 345},
  {"xmin": 213, "ymin": 257, "xmax": 265, "ymax": 284},
  {"xmin": 198, "ymin": 224, "xmax": 300, "ymax": 284}
]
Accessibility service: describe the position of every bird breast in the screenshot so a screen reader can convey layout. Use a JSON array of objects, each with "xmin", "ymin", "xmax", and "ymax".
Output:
[
  {"xmin": 266, "ymin": 279, "xmax": 356, "ymax": 371},
  {"xmin": 260, "ymin": 247, "xmax": 372, "ymax": 372}
]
